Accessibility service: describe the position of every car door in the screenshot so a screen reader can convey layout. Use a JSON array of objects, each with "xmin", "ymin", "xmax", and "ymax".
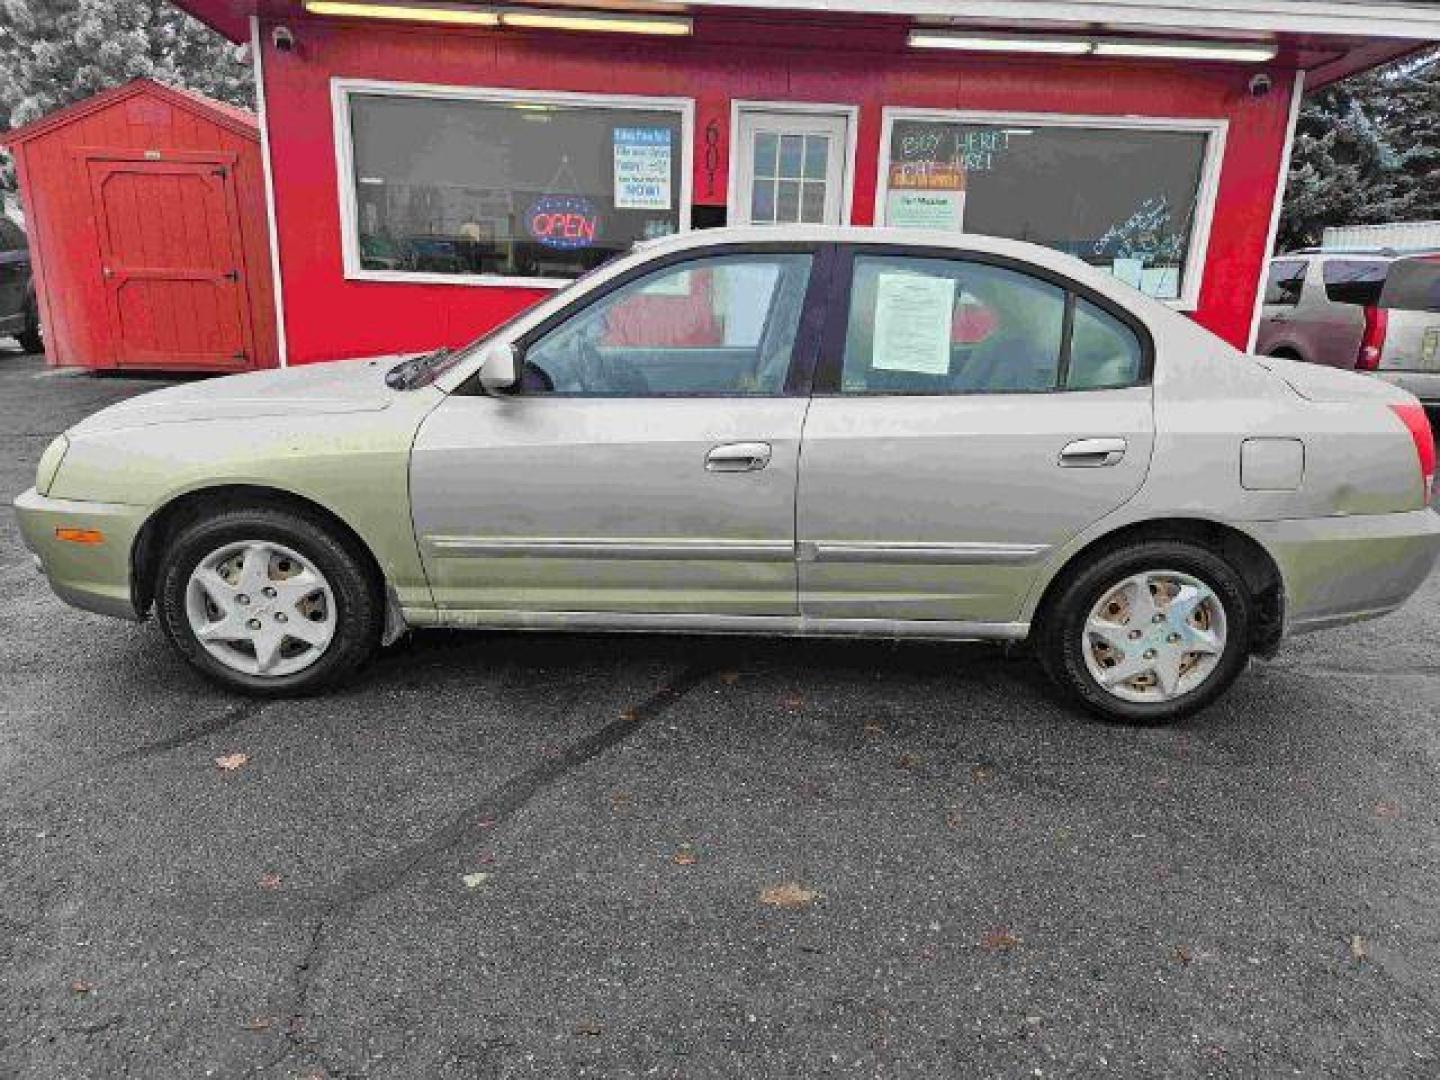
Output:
[
  {"xmin": 1255, "ymin": 258, "xmax": 1307, "ymax": 357},
  {"xmin": 796, "ymin": 246, "xmax": 1154, "ymax": 626},
  {"xmin": 0, "ymin": 217, "xmax": 28, "ymax": 331},
  {"xmin": 409, "ymin": 244, "xmax": 827, "ymax": 617}
]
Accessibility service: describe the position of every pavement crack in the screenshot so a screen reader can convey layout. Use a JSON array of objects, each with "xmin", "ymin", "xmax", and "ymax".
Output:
[
  {"xmin": 254, "ymin": 662, "xmax": 715, "ymax": 1077},
  {"xmin": 6, "ymin": 700, "xmax": 268, "ymax": 806}
]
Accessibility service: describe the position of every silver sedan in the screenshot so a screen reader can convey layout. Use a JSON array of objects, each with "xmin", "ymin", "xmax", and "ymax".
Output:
[{"xmin": 14, "ymin": 228, "xmax": 1440, "ymax": 722}]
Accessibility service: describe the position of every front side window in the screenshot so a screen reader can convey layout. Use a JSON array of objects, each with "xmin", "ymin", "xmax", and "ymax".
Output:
[
  {"xmin": 880, "ymin": 116, "xmax": 1216, "ymax": 305},
  {"xmin": 343, "ymin": 89, "xmax": 687, "ymax": 283},
  {"xmin": 1264, "ymin": 260, "xmax": 1308, "ymax": 306},
  {"xmin": 840, "ymin": 255, "xmax": 1067, "ymax": 394},
  {"xmin": 523, "ymin": 252, "xmax": 814, "ymax": 396},
  {"xmin": 1322, "ymin": 258, "xmax": 1388, "ymax": 305}
]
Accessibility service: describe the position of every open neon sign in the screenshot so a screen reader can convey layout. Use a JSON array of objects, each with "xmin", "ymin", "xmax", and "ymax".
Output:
[{"xmin": 527, "ymin": 195, "xmax": 600, "ymax": 250}]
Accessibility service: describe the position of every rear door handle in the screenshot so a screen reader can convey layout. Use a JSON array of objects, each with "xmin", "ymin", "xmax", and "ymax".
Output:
[
  {"xmin": 706, "ymin": 442, "xmax": 772, "ymax": 473},
  {"xmin": 1059, "ymin": 437, "xmax": 1127, "ymax": 468}
]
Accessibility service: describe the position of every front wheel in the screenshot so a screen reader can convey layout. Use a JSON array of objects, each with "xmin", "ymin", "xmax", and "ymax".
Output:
[
  {"xmin": 1036, "ymin": 540, "xmax": 1253, "ymax": 724},
  {"xmin": 155, "ymin": 506, "xmax": 383, "ymax": 696}
]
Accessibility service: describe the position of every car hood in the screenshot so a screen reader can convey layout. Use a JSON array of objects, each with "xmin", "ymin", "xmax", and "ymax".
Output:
[
  {"xmin": 67, "ymin": 356, "xmax": 419, "ymax": 436},
  {"xmin": 1255, "ymin": 355, "xmax": 1413, "ymax": 404}
]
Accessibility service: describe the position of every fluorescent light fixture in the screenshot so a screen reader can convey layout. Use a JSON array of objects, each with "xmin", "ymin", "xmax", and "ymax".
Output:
[
  {"xmin": 908, "ymin": 30, "xmax": 1090, "ymax": 55},
  {"xmin": 500, "ymin": 9, "xmax": 692, "ymax": 35},
  {"xmin": 907, "ymin": 28, "xmax": 1276, "ymax": 64},
  {"xmin": 303, "ymin": 0, "xmax": 500, "ymax": 25},
  {"xmin": 1093, "ymin": 38, "xmax": 1276, "ymax": 62}
]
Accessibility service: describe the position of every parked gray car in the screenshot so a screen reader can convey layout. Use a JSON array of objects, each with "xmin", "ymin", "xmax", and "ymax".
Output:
[
  {"xmin": 0, "ymin": 215, "xmax": 42, "ymax": 354},
  {"xmin": 14, "ymin": 228, "xmax": 1440, "ymax": 723},
  {"xmin": 1257, "ymin": 249, "xmax": 1440, "ymax": 405}
]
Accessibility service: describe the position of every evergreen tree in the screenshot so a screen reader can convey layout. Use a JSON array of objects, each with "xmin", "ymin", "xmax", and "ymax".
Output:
[{"xmin": 1, "ymin": 0, "xmax": 253, "ymax": 192}]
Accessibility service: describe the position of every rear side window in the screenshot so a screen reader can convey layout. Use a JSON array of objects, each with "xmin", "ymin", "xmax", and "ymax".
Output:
[
  {"xmin": 840, "ymin": 255, "xmax": 1067, "ymax": 394},
  {"xmin": 0, "ymin": 218, "xmax": 25, "ymax": 251},
  {"xmin": 1322, "ymin": 259, "xmax": 1388, "ymax": 304},
  {"xmin": 1264, "ymin": 260, "xmax": 1307, "ymax": 306}
]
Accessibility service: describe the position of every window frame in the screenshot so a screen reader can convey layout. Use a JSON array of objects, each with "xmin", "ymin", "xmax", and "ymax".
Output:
[
  {"xmin": 330, "ymin": 78, "xmax": 696, "ymax": 290},
  {"xmin": 874, "ymin": 108, "xmax": 1228, "ymax": 313},
  {"xmin": 485, "ymin": 241, "xmax": 836, "ymax": 399},
  {"xmin": 813, "ymin": 243, "xmax": 1154, "ymax": 397}
]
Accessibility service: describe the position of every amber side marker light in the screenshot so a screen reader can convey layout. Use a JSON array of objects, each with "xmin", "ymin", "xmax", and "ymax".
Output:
[{"xmin": 55, "ymin": 527, "xmax": 105, "ymax": 545}]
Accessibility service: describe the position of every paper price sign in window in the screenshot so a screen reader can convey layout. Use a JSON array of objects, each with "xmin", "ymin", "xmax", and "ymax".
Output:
[
  {"xmin": 872, "ymin": 273, "xmax": 957, "ymax": 376},
  {"xmin": 613, "ymin": 127, "xmax": 673, "ymax": 211}
]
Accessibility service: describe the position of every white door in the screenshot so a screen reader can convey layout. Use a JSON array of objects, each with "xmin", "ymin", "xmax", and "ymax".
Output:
[{"xmin": 731, "ymin": 107, "xmax": 852, "ymax": 227}]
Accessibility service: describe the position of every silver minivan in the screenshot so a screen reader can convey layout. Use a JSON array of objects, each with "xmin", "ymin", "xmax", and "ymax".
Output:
[{"xmin": 1257, "ymin": 250, "xmax": 1440, "ymax": 406}]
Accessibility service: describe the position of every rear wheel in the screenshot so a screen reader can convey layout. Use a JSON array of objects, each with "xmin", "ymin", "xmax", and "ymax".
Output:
[
  {"xmin": 156, "ymin": 506, "xmax": 382, "ymax": 696},
  {"xmin": 16, "ymin": 297, "xmax": 42, "ymax": 354},
  {"xmin": 1036, "ymin": 540, "xmax": 1253, "ymax": 724}
]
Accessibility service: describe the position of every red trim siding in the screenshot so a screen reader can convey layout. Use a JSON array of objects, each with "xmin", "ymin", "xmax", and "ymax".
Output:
[{"xmin": 260, "ymin": 16, "xmax": 1297, "ymax": 364}]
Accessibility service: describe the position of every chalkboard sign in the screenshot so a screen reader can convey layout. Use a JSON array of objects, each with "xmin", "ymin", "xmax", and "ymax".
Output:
[{"xmin": 885, "ymin": 119, "xmax": 1211, "ymax": 300}]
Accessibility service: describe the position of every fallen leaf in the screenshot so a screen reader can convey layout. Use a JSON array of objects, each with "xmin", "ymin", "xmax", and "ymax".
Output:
[
  {"xmin": 619, "ymin": 707, "xmax": 640, "ymax": 722},
  {"xmin": 610, "ymin": 792, "xmax": 634, "ymax": 811},
  {"xmin": 945, "ymin": 811, "xmax": 963, "ymax": 830},
  {"xmin": 863, "ymin": 721, "xmax": 886, "ymax": 736},
  {"xmin": 68, "ymin": 979, "xmax": 95, "ymax": 995},
  {"xmin": 780, "ymin": 694, "xmax": 804, "ymax": 711},
  {"xmin": 1174, "ymin": 945, "xmax": 1193, "ymax": 966},
  {"xmin": 575, "ymin": 1020, "xmax": 603, "ymax": 1037},
  {"xmin": 1374, "ymin": 801, "xmax": 1401, "ymax": 820},
  {"xmin": 897, "ymin": 752, "xmax": 921, "ymax": 770},
  {"xmin": 718, "ymin": 671, "xmax": 740, "ymax": 685},
  {"xmin": 258, "ymin": 873, "xmax": 282, "ymax": 891},
  {"xmin": 242, "ymin": 1016, "xmax": 274, "ymax": 1032},
  {"xmin": 970, "ymin": 766, "xmax": 993, "ymax": 784},
  {"xmin": 214, "ymin": 752, "xmax": 249, "ymax": 772},
  {"xmin": 462, "ymin": 872, "xmax": 491, "ymax": 889},
  {"xmin": 672, "ymin": 848, "xmax": 698, "ymax": 866},
  {"xmin": 979, "ymin": 928, "xmax": 1021, "ymax": 952},
  {"xmin": 1351, "ymin": 934, "xmax": 1367, "ymax": 961},
  {"xmin": 759, "ymin": 882, "xmax": 817, "ymax": 909}
]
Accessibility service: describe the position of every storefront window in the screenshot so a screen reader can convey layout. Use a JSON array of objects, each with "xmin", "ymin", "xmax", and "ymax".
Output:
[
  {"xmin": 340, "ymin": 87, "xmax": 689, "ymax": 284},
  {"xmin": 879, "ymin": 115, "xmax": 1219, "ymax": 305}
]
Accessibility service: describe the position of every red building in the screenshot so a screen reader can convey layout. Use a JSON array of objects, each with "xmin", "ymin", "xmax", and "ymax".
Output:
[
  {"xmin": 169, "ymin": 0, "xmax": 1440, "ymax": 368},
  {"xmin": 2, "ymin": 79, "xmax": 278, "ymax": 372}
]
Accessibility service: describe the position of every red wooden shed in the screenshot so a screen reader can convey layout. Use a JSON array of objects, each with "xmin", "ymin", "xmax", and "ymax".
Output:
[{"xmin": 1, "ymin": 78, "xmax": 278, "ymax": 372}]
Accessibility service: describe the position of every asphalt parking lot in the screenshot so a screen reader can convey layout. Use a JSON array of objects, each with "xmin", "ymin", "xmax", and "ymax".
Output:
[{"xmin": 3, "ymin": 343, "xmax": 1440, "ymax": 1079}]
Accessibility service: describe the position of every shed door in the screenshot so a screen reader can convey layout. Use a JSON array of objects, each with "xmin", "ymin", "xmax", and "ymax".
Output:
[{"xmin": 87, "ymin": 158, "xmax": 254, "ymax": 370}]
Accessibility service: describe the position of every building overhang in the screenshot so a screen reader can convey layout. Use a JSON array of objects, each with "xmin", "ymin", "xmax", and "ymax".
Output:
[{"xmin": 171, "ymin": 0, "xmax": 1440, "ymax": 88}]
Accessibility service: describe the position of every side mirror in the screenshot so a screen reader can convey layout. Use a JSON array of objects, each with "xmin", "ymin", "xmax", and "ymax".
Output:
[{"xmin": 478, "ymin": 342, "xmax": 518, "ymax": 394}]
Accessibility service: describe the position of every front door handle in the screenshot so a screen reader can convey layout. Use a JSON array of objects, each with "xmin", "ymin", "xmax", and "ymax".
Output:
[
  {"xmin": 1059, "ymin": 437, "xmax": 1127, "ymax": 468},
  {"xmin": 706, "ymin": 442, "xmax": 772, "ymax": 473}
]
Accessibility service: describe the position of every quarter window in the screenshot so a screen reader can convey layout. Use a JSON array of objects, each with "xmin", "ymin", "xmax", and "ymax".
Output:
[
  {"xmin": 340, "ymin": 86, "xmax": 688, "ymax": 284},
  {"xmin": 1264, "ymin": 260, "xmax": 1308, "ymax": 306},
  {"xmin": 839, "ymin": 255, "xmax": 1067, "ymax": 394},
  {"xmin": 523, "ymin": 253, "xmax": 814, "ymax": 396},
  {"xmin": 1067, "ymin": 298, "xmax": 1143, "ymax": 390}
]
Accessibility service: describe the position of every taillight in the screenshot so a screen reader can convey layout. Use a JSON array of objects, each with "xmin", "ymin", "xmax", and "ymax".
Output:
[
  {"xmin": 1389, "ymin": 402, "xmax": 1436, "ymax": 503},
  {"xmin": 1357, "ymin": 305, "xmax": 1388, "ymax": 371}
]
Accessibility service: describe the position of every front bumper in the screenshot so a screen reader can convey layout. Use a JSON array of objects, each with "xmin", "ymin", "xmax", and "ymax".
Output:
[
  {"xmin": 1244, "ymin": 508, "xmax": 1440, "ymax": 634},
  {"xmin": 13, "ymin": 487, "xmax": 148, "ymax": 621}
]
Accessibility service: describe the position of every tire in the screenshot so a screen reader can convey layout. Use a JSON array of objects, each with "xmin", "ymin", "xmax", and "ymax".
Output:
[
  {"xmin": 16, "ymin": 297, "xmax": 42, "ymax": 354},
  {"xmin": 155, "ymin": 505, "xmax": 383, "ymax": 696},
  {"xmin": 1035, "ymin": 539, "xmax": 1253, "ymax": 725}
]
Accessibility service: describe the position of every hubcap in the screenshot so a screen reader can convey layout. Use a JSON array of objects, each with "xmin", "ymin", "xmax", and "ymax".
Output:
[
  {"xmin": 1081, "ymin": 569, "xmax": 1227, "ymax": 704},
  {"xmin": 184, "ymin": 541, "xmax": 337, "ymax": 677}
]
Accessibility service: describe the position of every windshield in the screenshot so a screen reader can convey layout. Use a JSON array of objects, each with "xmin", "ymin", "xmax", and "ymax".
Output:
[{"xmin": 451, "ymin": 257, "xmax": 624, "ymax": 364}]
